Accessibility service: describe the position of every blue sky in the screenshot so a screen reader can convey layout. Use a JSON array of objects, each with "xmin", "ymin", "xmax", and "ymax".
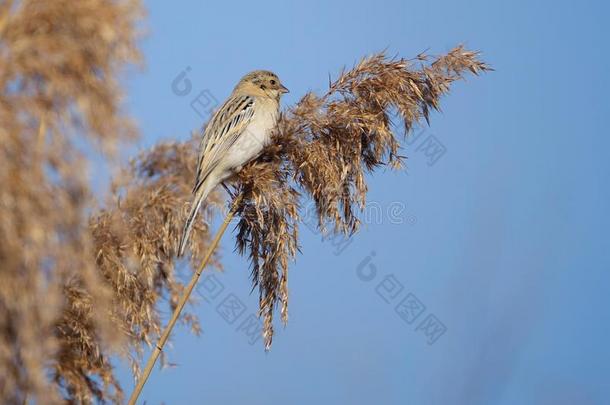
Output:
[{"xmin": 119, "ymin": 0, "xmax": 610, "ymax": 404}]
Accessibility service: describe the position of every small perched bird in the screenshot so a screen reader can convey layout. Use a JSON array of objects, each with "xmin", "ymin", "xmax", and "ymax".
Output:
[{"xmin": 178, "ymin": 70, "xmax": 289, "ymax": 256}]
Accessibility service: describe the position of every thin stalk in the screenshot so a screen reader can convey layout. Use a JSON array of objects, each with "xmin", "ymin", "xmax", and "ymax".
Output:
[{"xmin": 127, "ymin": 195, "xmax": 243, "ymax": 405}]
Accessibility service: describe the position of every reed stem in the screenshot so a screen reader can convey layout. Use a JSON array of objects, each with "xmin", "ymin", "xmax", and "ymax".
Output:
[{"xmin": 127, "ymin": 195, "xmax": 242, "ymax": 405}]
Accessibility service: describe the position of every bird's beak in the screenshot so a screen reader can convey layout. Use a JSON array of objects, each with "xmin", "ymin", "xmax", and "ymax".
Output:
[{"xmin": 279, "ymin": 84, "xmax": 289, "ymax": 94}]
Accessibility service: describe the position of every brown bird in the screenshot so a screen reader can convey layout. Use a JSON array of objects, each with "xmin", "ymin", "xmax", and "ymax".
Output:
[{"xmin": 178, "ymin": 70, "xmax": 289, "ymax": 256}]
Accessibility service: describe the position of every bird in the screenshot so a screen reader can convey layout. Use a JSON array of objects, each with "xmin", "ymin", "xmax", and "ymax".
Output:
[{"xmin": 178, "ymin": 70, "xmax": 289, "ymax": 257}]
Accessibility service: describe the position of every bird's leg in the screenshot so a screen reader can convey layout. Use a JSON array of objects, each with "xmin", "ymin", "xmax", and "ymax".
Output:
[{"xmin": 221, "ymin": 182, "xmax": 236, "ymax": 200}]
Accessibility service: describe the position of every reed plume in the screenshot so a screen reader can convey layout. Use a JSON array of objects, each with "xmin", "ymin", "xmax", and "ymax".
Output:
[
  {"xmin": 233, "ymin": 46, "xmax": 491, "ymax": 348},
  {"xmin": 0, "ymin": 0, "xmax": 177, "ymax": 403}
]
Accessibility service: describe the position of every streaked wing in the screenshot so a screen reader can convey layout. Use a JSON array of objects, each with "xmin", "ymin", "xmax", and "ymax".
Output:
[{"xmin": 193, "ymin": 95, "xmax": 255, "ymax": 193}]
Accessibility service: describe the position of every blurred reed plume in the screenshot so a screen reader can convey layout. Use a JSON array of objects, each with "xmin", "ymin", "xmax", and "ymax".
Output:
[
  {"xmin": 0, "ymin": 0, "xmax": 489, "ymax": 402},
  {"xmin": 0, "ymin": 0, "xmax": 193, "ymax": 403}
]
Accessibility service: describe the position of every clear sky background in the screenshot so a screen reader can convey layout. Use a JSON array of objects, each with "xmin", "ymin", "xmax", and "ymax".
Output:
[{"xmin": 118, "ymin": 0, "xmax": 610, "ymax": 404}]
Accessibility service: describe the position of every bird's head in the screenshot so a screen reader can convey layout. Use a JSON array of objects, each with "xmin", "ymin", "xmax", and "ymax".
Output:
[{"xmin": 234, "ymin": 70, "xmax": 289, "ymax": 100}]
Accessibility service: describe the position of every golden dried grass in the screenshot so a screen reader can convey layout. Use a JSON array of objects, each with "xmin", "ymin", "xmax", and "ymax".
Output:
[
  {"xmin": 0, "ymin": 1, "xmax": 179, "ymax": 403},
  {"xmin": 234, "ymin": 46, "xmax": 490, "ymax": 348}
]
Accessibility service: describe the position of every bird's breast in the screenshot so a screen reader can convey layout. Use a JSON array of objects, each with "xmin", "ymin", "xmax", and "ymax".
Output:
[{"xmin": 223, "ymin": 103, "xmax": 278, "ymax": 170}]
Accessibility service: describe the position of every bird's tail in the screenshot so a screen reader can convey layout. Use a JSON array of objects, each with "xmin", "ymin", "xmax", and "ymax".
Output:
[{"xmin": 178, "ymin": 176, "xmax": 215, "ymax": 257}]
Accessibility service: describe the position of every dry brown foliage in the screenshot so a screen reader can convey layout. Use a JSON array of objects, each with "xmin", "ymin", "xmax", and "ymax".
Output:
[
  {"xmin": 0, "ymin": 0, "xmax": 146, "ymax": 403},
  {"xmin": 0, "ymin": 0, "xmax": 489, "ymax": 401},
  {"xmin": 92, "ymin": 135, "xmax": 222, "ymax": 372},
  {"xmin": 234, "ymin": 46, "xmax": 490, "ymax": 348}
]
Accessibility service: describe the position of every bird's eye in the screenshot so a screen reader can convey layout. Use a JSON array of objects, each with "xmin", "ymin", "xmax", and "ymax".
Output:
[{"xmin": 270, "ymin": 79, "xmax": 276, "ymax": 85}]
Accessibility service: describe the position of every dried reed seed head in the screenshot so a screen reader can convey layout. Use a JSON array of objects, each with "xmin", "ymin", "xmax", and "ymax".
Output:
[
  {"xmin": 1, "ymin": 0, "xmax": 144, "ymax": 403},
  {"xmin": 234, "ymin": 46, "xmax": 489, "ymax": 348}
]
